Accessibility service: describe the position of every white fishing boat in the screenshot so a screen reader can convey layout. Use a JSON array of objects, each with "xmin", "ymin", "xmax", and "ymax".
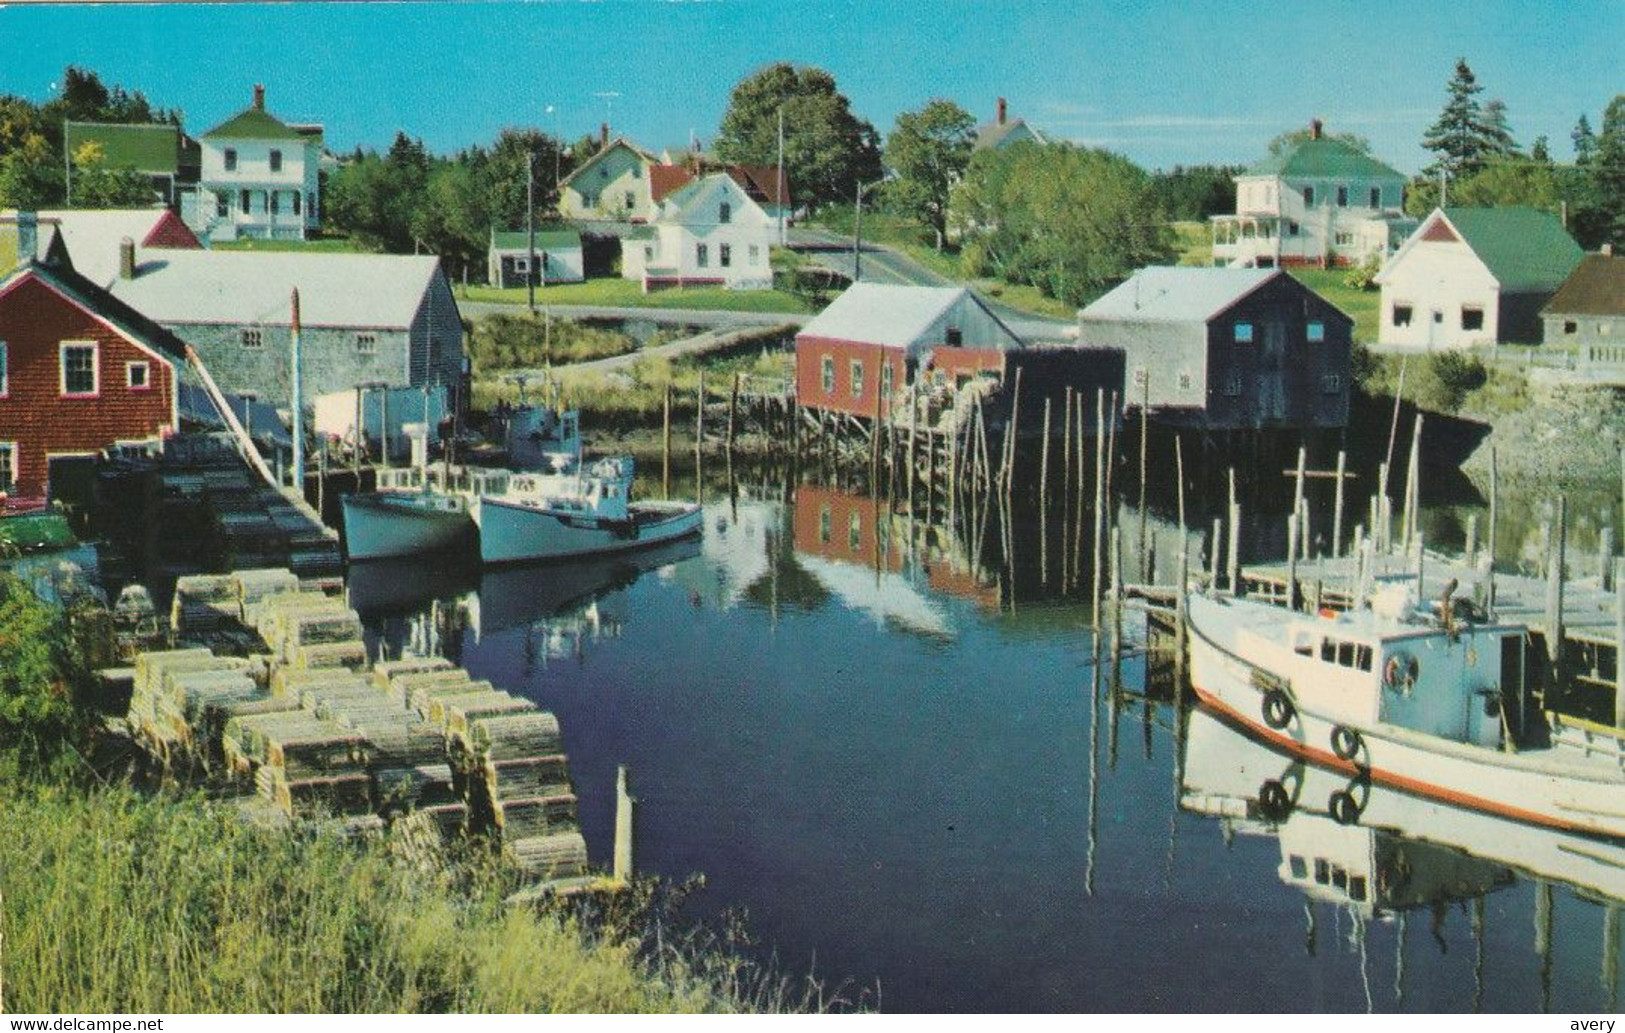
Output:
[
  {"xmin": 469, "ymin": 457, "xmax": 701, "ymax": 565},
  {"xmin": 341, "ymin": 488, "xmax": 475, "ymax": 561},
  {"xmin": 1185, "ymin": 583, "xmax": 1625, "ymax": 841}
]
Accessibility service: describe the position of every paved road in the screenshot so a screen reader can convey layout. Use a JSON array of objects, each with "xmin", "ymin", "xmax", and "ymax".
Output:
[
  {"xmin": 789, "ymin": 227, "xmax": 1074, "ymax": 343},
  {"xmin": 458, "ymin": 299, "xmax": 811, "ymax": 329}
]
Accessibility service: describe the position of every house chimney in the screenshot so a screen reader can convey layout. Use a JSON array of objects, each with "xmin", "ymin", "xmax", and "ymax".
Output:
[
  {"xmin": 997, "ymin": 97, "xmax": 1008, "ymax": 126},
  {"xmin": 253, "ymin": 84, "xmax": 265, "ymax": 111},
  {"xmin": 600, "ymin": 122, "xmax": 610, "ymax": 148},
  {"xmin": 118, "ymin": 237, "xmax": 136, "ymax": 280},
  {"xmin": 16, "ymin": 211, "xmax": 37, "ymax": 265},
  {"xmin": 1309, "ymin": 118, "xmax": 1323, "ymax": 140}
]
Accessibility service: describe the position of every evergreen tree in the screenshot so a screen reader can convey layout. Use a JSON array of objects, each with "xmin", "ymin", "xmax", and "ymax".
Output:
[
  {"xmin": 1481, "ymin": 99, "xmax": 1520, "ymax": 158},
  {"xmin": 1530, "ymin": 135, "xmax": 1551, "ymax": 163},
  {"xmin": 1421, "ymin": 58, "xmax": 1496, "ymax": 179},
  {"xmin": 1572, "ymin": 113, "xmax": 1597, "ymax": 165}
]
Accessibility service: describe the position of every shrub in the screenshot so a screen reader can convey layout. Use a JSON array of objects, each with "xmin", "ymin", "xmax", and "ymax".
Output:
[
  {"xmin": 466, "ymin": 314, "xmax": 637, "ymax": 373},
  {"xmin": 1342, "ymin": 256, "xmax": 1381, "ymax": 291},
  {"xmin": 1415, "ymin": 351, "xmax": 1489, "ymax": 413},
  {"xmin": 0, "ymin": 574, "xmax": 87, "ymax": 776}
]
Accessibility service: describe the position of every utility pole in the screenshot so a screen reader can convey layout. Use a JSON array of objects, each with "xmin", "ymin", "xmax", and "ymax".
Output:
[
  {"xmin": 526, "ymin": 150, "xmax": 537, "ymax": 314},
  {"xmin": 546, "ymin": 104, "xmax": 560, "ymax": 187},
  {"xmin": 290, "ymin": 288, "xmax": 305, "ymax": 494},
  {"xmin": 777, "ymin": 107, "xmax": 787, "ymax": 246}
]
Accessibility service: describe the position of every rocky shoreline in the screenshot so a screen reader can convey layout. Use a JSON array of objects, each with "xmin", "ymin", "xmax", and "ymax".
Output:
[{"xmin": 1460, "ymin": 384, "xmax": 1625, "ymax": 487}]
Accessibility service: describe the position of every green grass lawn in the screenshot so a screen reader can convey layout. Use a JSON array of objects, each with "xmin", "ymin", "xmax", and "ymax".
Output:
[
  {"xmin": 212, "ymin": 234, "xmax": 376, "ymax": 254},
  {"xmin": 458, "ymin": 278, "xmax": 813, "ymax": 314},
  {"xmin": 1171, "ymin": 220, "xmax": 1212, "ymax": 267},
  {"xmin": 1287, "ymin": 268, "xmax": 1381, "ymax": 344}
]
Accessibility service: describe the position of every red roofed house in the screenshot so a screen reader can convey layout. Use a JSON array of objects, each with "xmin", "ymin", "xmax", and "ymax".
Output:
[{"xmin": 0, "ymin": 213, "xmax": 185, "ymax": 506}]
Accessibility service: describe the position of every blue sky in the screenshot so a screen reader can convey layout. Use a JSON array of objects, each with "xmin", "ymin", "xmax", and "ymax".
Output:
[{"xmin": 1, "ymin": 0, "xmax": 1619, "ymax": 173}]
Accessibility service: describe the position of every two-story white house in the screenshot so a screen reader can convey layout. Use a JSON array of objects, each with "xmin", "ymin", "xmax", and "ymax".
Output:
[
  {"xmin": 188, "ymin": 85, "xmax": 321, "ymax": 243},
  {"xmin": 620, "ymin": 173, "xmax": 775, "ymax": 291},
  {"xmin": 558, "ymin": 134, "xmax": 659, "ymax": 222},
  {"xmin": 1211, "ymin": 121, "xmax": 1415, "ymax": 270}
]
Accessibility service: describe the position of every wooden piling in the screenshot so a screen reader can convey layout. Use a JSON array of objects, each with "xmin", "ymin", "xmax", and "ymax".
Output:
[
  {"xmin": 1227, "ymin": 467, "xmax": 1240, "ymax": 594},
  {"xmin": 614, "ymin": 764, "xmax": 634, "ymax": 883},
  {"xmin": 1465, "ymin": 514, "xmax": 1478, "ymax": 565},
  {"xmin": 1600, "ymin": 527, "xmax": 1614, "ymax": 591},
  {"xmin": 1545, "ymin": 495, "xmax": 1566, "ymax": 666},
  {"xmin": 1175, "ymin": 435, "xmax": 1189, "ymax": 684},
  {"xmin": 1292, "ymin": 445, "xmax": 1307, "ymax": 560},
  {"xmin": 1210, "ymin": 517, "xmax": 1222, "ymax": 589},
  {"xmin": 726, "ymin": 372, "xmax": 740, "ymax": 453},
  {"xmin": 1286, "ymin": 512, "xmax": 1299, "ymax": 611},
  {"xmin": 1040, "ymin": 396, "xmax": 1052, "ymax": 584},
  {"xmin": 352, "ymin": 385, "xmax": 364, "ymax": 476},
  {"xmin": 1331, "ymin": 449, "xmax": 1347, "ymax": 559},
  {"xmin": 1092, "ymin": 388, "xmax": 1106, "ymax": 632},
  {"xmin": 662, "ymin": 384, "xmax": 673, "ymax": 500},
  {"xmin": 1137, "ymin": 377, "xmax": 1149, "ymax": 581},
  {"xmin": 1615, "ymin": 557, "xmax": 1624, "ymax": 728}
]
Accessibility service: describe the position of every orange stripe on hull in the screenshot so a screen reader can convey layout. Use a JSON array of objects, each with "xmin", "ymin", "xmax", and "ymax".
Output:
[{"xmin": 1192, "ymin": 687, "xmax": 1602, "ymax": 838}]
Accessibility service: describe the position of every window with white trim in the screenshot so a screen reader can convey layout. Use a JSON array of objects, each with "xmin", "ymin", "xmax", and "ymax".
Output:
[
  {"xmin": 719, "ymin": 244, "xmax": 732, "ymax": 268},
  {"xmin": 849, "ymin": 359, "xmax": 864, "ymax": 398},
  {"xmin": 0, "ymin": 441, "xmax": 14, "ymax": 493},
  {"xmin": 749, "ymin": 244, "xmax": 760, "ymax": 265},
  {"xmin": 126, "ymin": 361, "xmax": 150, "ymax": 390},
  {"xmin": 719, "ymin": 202, "xmax": 732, "ymax": 224},
  {"xmin": 696, "ymin": 244, "xmax": 709, "ymax": 268},
  {"xmin": 269, "ymin": 149, "xmax": 282, "ymax": 173},
  {"xmin": 61, "ymin": 342, "xmax": 98, "ymax": 397},
  {"xmin": 880, "ymin": 362, "xmax": 893, "ymax": 399},
  {"xmin": 1321, "ymin": 374, "xmax": 1343, "ymax": 394},
  {"xmin": 356, "ymin": 333, "xmax": 378, "ymax": 355},
  {"xmin": 224, "ymin": 148, "xmax": 238, "ymax": 172},
  {"xmin": 821, "ymin": 356, "xmax": 835, "ymax": 394}
]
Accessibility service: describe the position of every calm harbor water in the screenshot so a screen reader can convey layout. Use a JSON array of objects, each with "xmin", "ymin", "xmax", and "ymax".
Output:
[{"xmin": 348, "ymin": 474, "xmax": 1624, "ymax": 1013}]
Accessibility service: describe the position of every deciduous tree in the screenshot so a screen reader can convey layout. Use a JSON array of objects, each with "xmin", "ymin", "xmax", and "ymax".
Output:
[
  {"xmin": 715, "ymin": 63, "xmax": 881, "ymax": 211},
  {"xmin": 883, "ymin": 99, "xmax": 976, "ymax": 247}
]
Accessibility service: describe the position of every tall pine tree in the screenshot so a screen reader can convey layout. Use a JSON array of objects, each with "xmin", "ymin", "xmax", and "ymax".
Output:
[{"xmin": 1421, "ymin": 58, "xmax": 1497, "ymax": 180}]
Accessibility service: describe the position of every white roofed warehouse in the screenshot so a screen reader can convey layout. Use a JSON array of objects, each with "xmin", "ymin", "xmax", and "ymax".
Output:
[{"xmin": 102, "ymin": 249, "xmax": 464, "ymax": 409}]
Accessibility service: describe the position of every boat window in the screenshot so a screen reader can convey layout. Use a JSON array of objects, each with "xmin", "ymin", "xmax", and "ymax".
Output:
[
  {"xmin": 1355, "ymin": 645, "xmax": 1373, "ymax": 671},
  {"xmin": 1314, "ymin": 859, "xmax": 1329, "ymax": 885},
  {"xmin": 1337, "ymin": 642, "xmax": 1355, "ymax": 667},
  {"xmin": 1288, "ymin": 855, "xmax": 1307, "ymax": 879},
  {"xmin": 1349, "ymin": 876, "xmax": 1368, "ymax": 902},
  {"xmin": 1293, "ymin": 632, "xmax": 1314, "ymax": 657},
  {"xmin": 1320, "ymin": 638, "xmax": 1336, "ymax": 663},
  {"xmin": 1331, "ymin": 867, "xmax": 1348, "ymax": 891}
]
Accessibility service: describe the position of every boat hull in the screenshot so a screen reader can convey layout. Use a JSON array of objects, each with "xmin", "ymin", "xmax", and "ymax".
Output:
[
  {"xmin": 342, "ymin": 493, "xmax": 476, "ymax": 562},
  {"xmin": 1186, "ymin": 595, "xmax": 1625, "ymax": 841},
  {"xmin": 473, "ymin": 497, "xmax": 702, "ymax": 565}
]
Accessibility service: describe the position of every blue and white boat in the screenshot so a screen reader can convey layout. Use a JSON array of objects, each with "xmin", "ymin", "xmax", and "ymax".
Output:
[{"xmin": 470, "ymin": 457, "xmax": 702, "ymax": 565}]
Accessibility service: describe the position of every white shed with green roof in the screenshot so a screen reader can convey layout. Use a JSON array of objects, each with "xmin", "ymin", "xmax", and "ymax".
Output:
[
  {"xmin": 487, "ymin": 228, "xmax": 584, "ymax": 287},
  {"xmin": 1374, "ymin": 206, "xmax": 1584, "ymax": 348}
]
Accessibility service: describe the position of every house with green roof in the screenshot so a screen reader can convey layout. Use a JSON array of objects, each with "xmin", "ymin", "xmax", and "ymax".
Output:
[
  {"xmin": 188, "ymin": 84, "xmax": 322, "ymax": 243},
  {"xmin": 487, "ymin": 227, "xmax": 584, "ymax": 287},
  {"xmin": 63, "ymin": 121, "xmax": 200, "ymax": 206},
  {"xmin": 1211, "ymin": 120, "xmax": 1415, "ymax": 270},
  {"xmin": 1374, "ymin": 206, "xmax": 1584, "ymax": 348}
]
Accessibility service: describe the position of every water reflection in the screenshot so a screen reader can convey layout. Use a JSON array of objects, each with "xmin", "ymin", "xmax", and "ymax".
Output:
[
  {"xmin": 1181, "ymin": 705, "xmax": 1622, "ymax": 1012},
  {"xmin": 342, "ymin": 471, "xmax": 1623, "ymax": 1012}
]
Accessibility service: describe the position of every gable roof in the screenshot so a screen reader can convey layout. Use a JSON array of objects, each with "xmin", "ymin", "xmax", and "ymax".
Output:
[
  {"xmin": 201, "ymin": 103, "xmax": 307, "ymax": 142},
  {"xmin": 104, "ymin": 250, "xmax": 449, "ymax": 330},
  {"xmin": 1542, "ymin": 253, "xmax": 1625, "ymax": 317},
  {"xmin": 0, "ymin": 259, "xmax": 188, "ymax": 365},
  {"xmin": 560, "ymin": 137, "xmax": 654, "ymax": 190},
  {"xmin": 656, "ymin": 172, "xmax": 768, "ymax": 225},
  {"xmin": 648, "ymin": 164, "xmax": 695, "ymax": 202},
  {"xmin": 64, "ymin": 122, "xmax": 183, "ymax": 174},
  {"xmin": 1433, "ymin": 207, "xmax": 1585, "ymax": 292},
  {"xmin": 1081, "ymin": 267, "xmax": 1298, "ymax": 324},
  {"xmin": 727, "ymin": 165, "xmax": 792, "ymax": 207},
  {"xmin": 799, "ymin": 283, "xmax": 1020, "ymax": 351},
  {"xmin": 35, "ymin": 209, "xmax": 201, "ymax": 285},
  {"xmin": 1245, "ymin": 136, "xmax": 1404, "ymax": 181},
  {"xmin": 490, "ymin": 228, "xmax": 582, "ymax": 252},
  {"xmin": 974, "ymin": 118, "xmax": 1044, "ymax": 151}
]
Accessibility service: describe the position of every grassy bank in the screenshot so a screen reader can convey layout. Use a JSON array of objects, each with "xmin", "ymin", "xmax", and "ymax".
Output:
[
  {"xmin": 1287, "ymin": 268, "xmax": 1381, "ymax": 344},
  {"xmin": 0, "ymin": 785, "xmax": 766, "ymax": 1013},
  {"xmin": 457, "ymin": 279, "xmax": 812, "ymax": 314}
]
